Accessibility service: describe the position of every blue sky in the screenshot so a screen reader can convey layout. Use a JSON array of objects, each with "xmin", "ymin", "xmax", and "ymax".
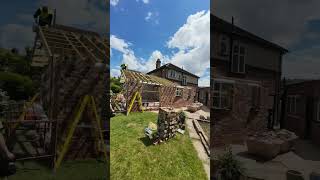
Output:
[
  {"xmin": 0, "ymin": 0, "xmax": 106, "ymax": 52},
  {"xmin": 110, "ymin": 0, "xmax": 210, "ymax": 86}
]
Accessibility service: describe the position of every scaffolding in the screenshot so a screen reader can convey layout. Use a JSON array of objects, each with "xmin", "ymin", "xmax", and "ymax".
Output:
[{"xmin": 3, "ymin": 24, "xmax": 109, "ymax": 169}]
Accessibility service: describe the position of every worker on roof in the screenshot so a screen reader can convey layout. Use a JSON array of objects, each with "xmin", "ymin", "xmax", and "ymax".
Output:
[
  {"xmin": 120, "ymin": 64, "xmax": 127, "ymax": 70},
  {"xmin": 33, "ymin": 6, "xmax": 53, "ymax": 27}
]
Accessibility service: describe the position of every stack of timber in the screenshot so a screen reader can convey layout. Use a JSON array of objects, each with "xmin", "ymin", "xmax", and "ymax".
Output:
[
  {"xmin": 157, "ymin": 108, "xmax": 184, "ymax": 141},
  {"xmin": 34, "ymin": 24, "xmax": 109, "ymax": 159}
]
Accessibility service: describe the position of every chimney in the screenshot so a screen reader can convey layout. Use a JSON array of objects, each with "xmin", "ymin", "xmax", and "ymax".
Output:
[{"xmin": 156, "ymin": 58, "xmax": 161, "ymax": 69}]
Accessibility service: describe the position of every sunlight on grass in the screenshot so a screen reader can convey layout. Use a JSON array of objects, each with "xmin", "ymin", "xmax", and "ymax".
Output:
[{"xmin": 110, "ymin": 112, "xmax": 207, "ymax": 180}]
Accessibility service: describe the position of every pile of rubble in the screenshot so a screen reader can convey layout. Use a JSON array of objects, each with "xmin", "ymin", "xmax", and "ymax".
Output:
[
  {"xmin": 110, "ymin": 92, "xmax": 126, "ymax": 112},
  {"xmin": 156, "ymin": 108, "xmax": 185, "ymax": 142},
  {"xmin": 187, "ymin": 102, "xmax": 203, "ymax": 113},
  {"xmin": 247, "ymin": 129, "xmax": 298, "ymax": 160}
]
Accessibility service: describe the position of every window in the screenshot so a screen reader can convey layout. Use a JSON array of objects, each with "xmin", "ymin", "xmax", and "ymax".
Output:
[
  {"xmin": 169, "ymin": 70, "xmax": 176, "ymax": 78},
  {"xmin": 182, "ymin": 76, "xmax": 187, "ymax": 86},
  {"xmin": 213, "ymin": 81, "xmax": 233, "ymax": 109},
  {"xmin": 287, "ymin": 95, "xmax": 298, "ymax": 114},
  {"xmin": 176, "ymin": 88, "xmax": 183, "ymax": 97},
  {"xmin": 219, "ymin": 35, "xmax": 229, "ymax": 56},
  {"xmin": 231, "ymin": 41, "xmax": 246, "ymax": 73}
]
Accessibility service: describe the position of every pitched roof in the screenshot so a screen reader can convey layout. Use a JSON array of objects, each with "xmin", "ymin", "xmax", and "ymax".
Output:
[
  {"xmin": 147, "ymin": 63, "xmax": 200, "ymax": 78},
  {"xmin": 121, "ymin": 69, "xmax": 176, "ymax": 87},
  {"xmin": 212, "ymin": 14, "xmax": 288, "ymax": 53}
]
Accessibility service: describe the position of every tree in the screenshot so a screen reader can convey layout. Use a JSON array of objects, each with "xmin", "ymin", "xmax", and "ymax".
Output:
[
  {"xmin": 111, "ymin": 77, "xmax": 122, "ymax": 93},
  {"xmin": 0, "ymin": 48, "xmax": 31, "ymax": 75},
  {"xmin": 0, "ymin": 72, "xmax": 35, "ymax": 100}
]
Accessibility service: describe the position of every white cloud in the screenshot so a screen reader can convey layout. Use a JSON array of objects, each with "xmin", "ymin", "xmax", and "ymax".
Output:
[
  {"xmin": 145, "ymin": 12, "xmax": 152, "ymax": 21},
  {"xmin": 39, "ymin": 0, "xmax": 106, "ymax": 34},
  {"xmin": 110, "ymin": 0, "xmax": 120, "ymax": 6},
  {"xmin": 136, "ymin": 0, "xmax": 149, "ymax": 4},
  {"xmin": 110, "ymin": 35, "xmax": 132, "ymax": 54},
  {"xmin": 110, "ymin": 10, "xmax": 210, "ymax": 78},
  {"xmin": 167, "ymin": 10, "xmax": 210, "ymax": 76},
  {"xmin": 199, "ymin": 76, "xmax": 210, "ymax": 87},
  {"xmin": 111, "ymin": 68, "xmax": 121, "ymax": 77},
  {"xmin": 144, "ymin": 11, "xmax": 159, "ymax": 25}
]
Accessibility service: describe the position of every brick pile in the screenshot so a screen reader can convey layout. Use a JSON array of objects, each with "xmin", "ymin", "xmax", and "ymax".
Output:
[{"xmin": 157, "ymin": 108, "xmax": 184, "ymax": 141}]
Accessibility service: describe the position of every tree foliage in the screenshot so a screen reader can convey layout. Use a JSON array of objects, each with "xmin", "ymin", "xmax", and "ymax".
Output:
[
  {"xmin": 0, "ymin": 48, "xmax": 31, "ymax": 75},
  {"xmin": 0, "ymin": 48, "xmax": 36, "ymax": 100},
  {"xmin": 0, "ymin": 72, "xmax": 35, "ymax": 100},
  {"xmin": 111, "ymin": 76, "xmax": 122, "ymax": 93}
]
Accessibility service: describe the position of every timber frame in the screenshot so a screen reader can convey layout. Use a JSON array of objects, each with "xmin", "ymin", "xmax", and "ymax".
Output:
[
  {"xmin": 120, "ymin": 69, "xmax": 177, "ymax": 113},
  {"xmin": 27, "ymin": 24, "xmax": 109, "ymax": 168}
]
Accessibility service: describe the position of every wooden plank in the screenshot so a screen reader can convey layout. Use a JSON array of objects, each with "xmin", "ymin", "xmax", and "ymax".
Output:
[
  {"xmin": 61, "ymin": 31, "xmax": 84, "ymax": 60},
  {"xmin": 83, "ymin": 36, "xmax": 105, "ymax": 58},
  {"xmin": 39, "ymin": 27, "xmax": 53, "ymax": 57},
  {"xmin": 71, "ymin": 32, "xmax": 98, "ymax": 62},
  {"xmin": 192, "ymin": 119, "xmax": 210, "ymax": 156}
]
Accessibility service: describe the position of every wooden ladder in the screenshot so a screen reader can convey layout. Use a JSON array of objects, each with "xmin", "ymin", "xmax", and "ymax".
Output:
[{"xmin": 54, "ymin": 95, "xmax": 108, "ymax": 170}]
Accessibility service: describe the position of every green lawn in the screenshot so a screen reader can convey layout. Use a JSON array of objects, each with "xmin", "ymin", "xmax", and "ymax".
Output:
[
  {"xmin": 8, "ymin": 159, "xmax": 108, "ymax": 180},
  {"xmin": 110, "ymin": 112, "xmax": 207, "ymax": 180}
]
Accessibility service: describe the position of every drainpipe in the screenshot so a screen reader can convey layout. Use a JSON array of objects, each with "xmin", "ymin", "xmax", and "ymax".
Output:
[
  {"xmin": 229, "ymin": 16, "xmax": 234, "ymax": 72},
  {"xmin": 273, "ymin": 52, "xmax": 283, "ymax": 128}
]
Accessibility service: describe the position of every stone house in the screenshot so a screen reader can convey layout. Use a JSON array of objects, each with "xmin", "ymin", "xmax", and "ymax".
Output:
[
  {"xmin": 121, "ymin": 69, "xmax": 197, "ymax": 111},
  {"xmin": 211, "ymin": 14, "xmax": 288, "ymax": 146},
  {"xmin": 283, "ymin": 80, "xmax": 320, "ymax": 146},
  {"xmin": 147, "ymin": 59, "xmax": 199, "ymax": 107}
]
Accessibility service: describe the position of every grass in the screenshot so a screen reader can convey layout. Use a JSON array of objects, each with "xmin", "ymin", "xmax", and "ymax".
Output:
[
  {"xmin": 110, "ymin": 112, "xmax": 207, "ymax": 180},
  {"xmin": 8, "ymin": 159, "xmax": 108, "ymax": 180}
]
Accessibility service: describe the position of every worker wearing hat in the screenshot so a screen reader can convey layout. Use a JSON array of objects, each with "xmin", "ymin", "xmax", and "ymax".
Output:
[{"xmin": 34, "ymin": 6, "xmax": 53, "ymax": 27}]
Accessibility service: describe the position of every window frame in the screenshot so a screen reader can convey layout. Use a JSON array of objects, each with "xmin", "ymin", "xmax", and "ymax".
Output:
[
  {"xmin": 182, "ymin": 76, "xmax": 187, "ymax": 86},
  {"xmin": 287, "ymin": 95, "xmax": 298, "ymax": 114},
  {"xmin": 213, "ymin": 81, "xmax": 233, "ymax": 109},
  {"xmin": 231, "ymin": 41, "xmax": 246, "ymax": 74},
  {"xmin": 176, "ymin": 88, "xmax": 183, "ymax": 97}
]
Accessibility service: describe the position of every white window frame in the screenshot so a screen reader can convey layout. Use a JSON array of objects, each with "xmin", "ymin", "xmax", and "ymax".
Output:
[
  {"xmin": 182, "ymin": 76, "xmax": 187, "ymax": 86},
  {"xmin": 287, "ymin": 95, "xmax": 297, "ymax": 114},
  {"xmin": 176, "ymin": 88, "xmax": 183, "ymax": 97},
  {"xmin": 231, "ymin": 41, "xmax": 246, "ymax": 73},
  {"xmin": 213, "ymin": 81, "xmax": 233, "ymax": 109}
]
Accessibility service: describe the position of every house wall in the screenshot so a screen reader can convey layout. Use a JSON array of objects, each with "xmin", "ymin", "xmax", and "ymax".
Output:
[
  {"xmin": 285, "ymin": 81, "xmax": 320, "ymax": 146},
  {"xmin": 198, "ymin": 87, "xmax": 210, "ymax": 107},
  {"xmin": 212, "ymin": 31, "xmax": 282, "ymax": 72},
  {"xmin": 211, "ymin": 30, "xmax": 283, "ymax": 147},
  {"xmin": 172, "ymin": 86, "xmax": 197, "ymax": 108},
  {"xmin": 310, "ymin": 83, "xmax": 320, "ymax": 145},
  {"xmin": 166, "ymin": 69, "xmax": 198, "ymax": 85},
  {"xmin": 149, "ymin": 68, "xmax": 198, "ymax": 87}
]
